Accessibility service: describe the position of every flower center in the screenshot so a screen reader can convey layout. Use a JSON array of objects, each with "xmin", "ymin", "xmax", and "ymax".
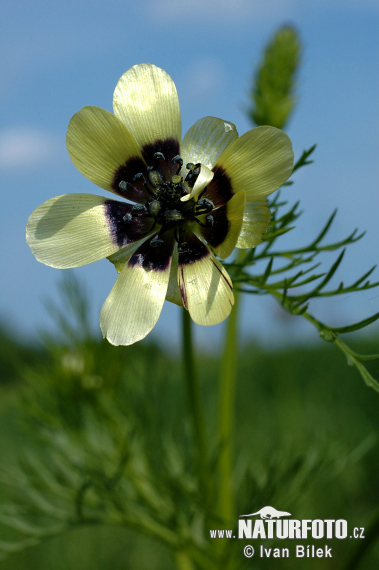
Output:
[{"xmin": 119, "ymin": 152, "xmax": 215, "ymax": 242}]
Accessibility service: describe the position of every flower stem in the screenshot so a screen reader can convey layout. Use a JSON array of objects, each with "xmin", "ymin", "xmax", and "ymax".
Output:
[
  {"xmin": 181, "ymin": 308, "xmax": 209, "ymax": 503},
  {"xmin": 217, "ymin": 250, "xmax": 245, "ymax": 525},
  {"xmin": 217, "ymin": 290, "xmax": 240, "ymax": 524},
  {"xmin": 175, "ymin": 551, "xmax": 196, "ymax": 570},
  {"xmin": 342, "ymin": 507, "xmax": 379, "ymax": 570}
]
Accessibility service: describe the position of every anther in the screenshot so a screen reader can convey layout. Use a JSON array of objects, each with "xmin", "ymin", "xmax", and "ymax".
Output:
[
  {"xmin": 153, "ymin": 152, "xmax": 165, "ymax": 161},
  {"xmin": 119, "ymin": 180, "xmax": 129, "ymax": 193},
  {"xmin": 186, "ymin": 163, "xmax": 195, "ymax": 170},
  {"xmin": 132, "ymin": 172, "xmax": 155, "ymax": 196},
  {"xmin": 123, "ymin": 212, "xmax": 133, "ymax": 224},
  {"xmin": 147, "ymin": 168, "xmax": 163, "ymax": 188},
  {"xmin": 178, "ymin": 241, "xmax": 191, "ymax": 255},
  {"xmin": 194, "ymin": 215, "xmax": 214, "ymax": 228},
  {"xmin": 206, "ymin": 215, "xmax": 214, "ymax": 227},
  {"xmin": 131, "ymin": 204, "xmax": 147, "ymax": 213},
  {"xmin": 150, "ymin": 236, "xmax": 164, "ymax": 248},
  {"xmin": 148, "ymin": 199, "xmax": 161, "ymax": 219},
  {"xmin": 171, "ymin": 174, "xmax": 182, "ymax": 185},
  {"xmin": 172, "ymin": 155, "xmax": 183, "ymax": 174},
  {"xmin": 185, "ymin": 165, "xmax": 200, "ymax": 185},
  {"xmin": 196, "ymin": 198, "xmax": 214, "ymax": 214}
]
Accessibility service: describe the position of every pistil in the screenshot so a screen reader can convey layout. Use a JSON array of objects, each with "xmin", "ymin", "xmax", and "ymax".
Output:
[{"xmin": 120, "ymin": 152, "xmax": 215, "ymax": 233}]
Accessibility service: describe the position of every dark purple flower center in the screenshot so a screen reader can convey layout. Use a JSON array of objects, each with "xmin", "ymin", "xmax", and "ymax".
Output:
[{"xmin": 119, "ymin": 152, "xmax": 215, "ymax": 242}]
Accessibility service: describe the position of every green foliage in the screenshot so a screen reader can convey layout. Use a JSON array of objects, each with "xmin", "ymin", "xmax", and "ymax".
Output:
[
  {"xmin": 226, "ymin": 145, "xmax": 379, "ymax": 392},
  {"xmin": 0, "ymin": 321, "xmax": 378, "ymax": 568},
  {"xmin": 243, "ymin": 24, "xmax": 379, "ymax": 393},
  {"xmin": 248, "ymin": 26, "xmax": 301, "ymax": 129},
  {"xmin": 0, "ymin": 326, "xmax": 43, "ymax": 388},
  {"xmin": 24, "ymin": 272, "xmax": 177, "ymax": 432}
]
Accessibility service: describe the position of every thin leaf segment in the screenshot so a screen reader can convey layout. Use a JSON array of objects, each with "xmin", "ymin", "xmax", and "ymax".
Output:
[{"xmin": 26, "ymin": 63, "xmax": 293, "ymax": 345}]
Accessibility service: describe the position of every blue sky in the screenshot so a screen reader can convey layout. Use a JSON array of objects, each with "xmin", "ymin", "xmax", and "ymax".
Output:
[{"xmin": 1, "ymin": 0, "xmax": 378, "ymax": 349}]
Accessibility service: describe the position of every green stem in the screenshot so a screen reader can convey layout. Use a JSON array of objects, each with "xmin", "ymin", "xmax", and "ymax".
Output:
[
  {"xmin": 342, "ymin": 507, "xmax": 379, "ymax": 570},
  {"xmin": 175, "ymin": 550, "xmax": 196, "ymax": 570},
  {"xmin": 217, "ymin": 250, "xmax": 245, "ymax": 525},
  {"xmin": 217, "ymin": 294, "xmax": 240, "ymax": 524},
  {"xmin": 181, "ymin": 308, "xmax": 209, "ymax": 502}
]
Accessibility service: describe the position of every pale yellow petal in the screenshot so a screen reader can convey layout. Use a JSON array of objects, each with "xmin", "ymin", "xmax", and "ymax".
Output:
[
  {"xmin": 26, "ymin": 194, "xmax": 120, "ymax": 268},
  {"xmin": 179, "ymin": 254, "xmax": 234, "ymax": 326},
  {"xmin": 66, "ymin": 106, "xmax": 143, "ymax": 193},
  {"xmin": 113, "ymin": 63, "xmax": 181, "ymax": 148},
  {"xmin": 236, "ymin": 199, "xmax": 271, "ymax": 248},
  {"xmin": 181, "ymin": 163, "xmax": 214, "ymax": 202},
  {"xmin": 100, "ymin": 256, "xmax": 171, "ymax": 346},
  {"xmin": 217, "ymin": 126, "xmax": 294, "ymax": 200},
  {"xmin": 181, "ymin": 116, "xmax": 238, "ymax": 169}
]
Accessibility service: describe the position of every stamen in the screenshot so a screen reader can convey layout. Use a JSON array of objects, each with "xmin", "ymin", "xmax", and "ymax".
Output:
[
  {"xmin": 150, "ymin": 235, "xmax": 164, "ymax": 248},
  {"xmin": 194, "ymin": 215, "xmax": 214, "ymax": 228},
  {"xmin": 131, "ymin": 204, "xmax": 147, "ymax": 213},
  {"xmin": 147, "ymin": 167, "xmax": 163, "ymax": 188},
  {"xmin": 179, "ymin": 182, "xmax": 189, "ymax": 197},
  {"xmin": 123, "ymin": 155, "xmax": 215, "ymax": 238},
  {"xmin": 171, "ymin": 174, "xmax": 182, "ymax": 185},
  {"xmin": 206, "ymin": 215, "xmax": 214, "ymax": 227},
  {"xmin": 132, "ymin": 172, "xmax": 155, "ymax": 196},
  {"xmin": 178, "ymin": 241, "xmax": 188, "ymax": 253},
  {"xmin": 148, "ymin": 199, "xmax": 161, "ymax": 219},
  {"xmin": 172, "ymin": 155, "xmax": 183, "ymax": 175},
  {"xmin": 123, "ymin": 212, "xmax": 132, "ymax": 224},
  {"xmin": 185, "ymin": 164, "xmax": 200, "ymax": 187},
  {"xmin": 119, "ymin": 180, "xmax": 129, "ymax": 193},
  {"xmin": 196, "ymin": 198, "xmax": 214, "ymax": 214}
]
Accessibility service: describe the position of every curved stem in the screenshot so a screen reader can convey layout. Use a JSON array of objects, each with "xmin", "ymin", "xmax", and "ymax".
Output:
[{"xmin": 181, "ymin": 308, "xmax": 209, "ymax": 502}]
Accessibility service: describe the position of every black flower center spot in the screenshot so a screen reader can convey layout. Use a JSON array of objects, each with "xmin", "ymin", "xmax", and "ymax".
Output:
[{"xmin": 120, "ymin": 152, "xmax": 215, "ymax": 238}]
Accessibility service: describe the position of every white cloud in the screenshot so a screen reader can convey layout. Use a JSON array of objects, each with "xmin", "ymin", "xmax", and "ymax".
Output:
[
  {"xmin": 148, "ymin": 0, "xmax": 295, "ymax": 23},
  {"xmin": 147, "ymin": 0, "xmax": 377, "ymax": 24},
  {"xmin": 182, "ymin": 58, "xmax": 225, "ymax": 100},
  {"xmin": 0, "ymin": 128, "xmax": 59, "ymax": 170}
]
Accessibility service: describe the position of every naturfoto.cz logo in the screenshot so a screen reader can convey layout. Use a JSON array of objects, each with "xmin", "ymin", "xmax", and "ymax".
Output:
[{"xmin": 209, "ymin": 505, "xmax": 365, "ymax": 560}]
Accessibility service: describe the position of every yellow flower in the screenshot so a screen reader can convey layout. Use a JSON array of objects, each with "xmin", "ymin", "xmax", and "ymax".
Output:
[{"xmin": 26, "ymin": 64, "xmax": 294, "ymax": 346}]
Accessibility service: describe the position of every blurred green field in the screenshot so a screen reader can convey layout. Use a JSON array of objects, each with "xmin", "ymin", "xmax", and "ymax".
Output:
[{"xmin": 0, "ymin": 322, "xmax": 378, "ymax": 569}]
